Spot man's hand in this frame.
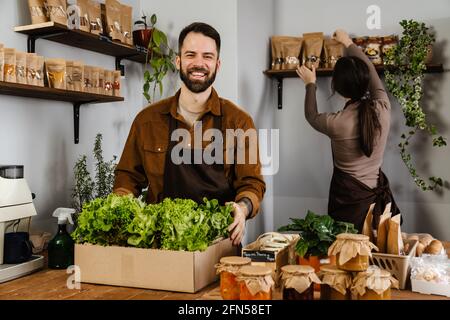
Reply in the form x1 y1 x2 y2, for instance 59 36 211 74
333 29 353 48
226 201 248 246
296 65 316 85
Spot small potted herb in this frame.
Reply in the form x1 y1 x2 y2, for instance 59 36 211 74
133 13 156 49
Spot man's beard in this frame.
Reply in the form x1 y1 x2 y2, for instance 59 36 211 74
179 65 217 93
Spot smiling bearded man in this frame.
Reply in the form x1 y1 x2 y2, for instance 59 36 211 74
113 22 265 247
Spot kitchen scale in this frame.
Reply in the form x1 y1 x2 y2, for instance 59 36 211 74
0 165 44 283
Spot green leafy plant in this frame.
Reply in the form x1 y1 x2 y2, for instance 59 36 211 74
278 210 357 258
384 20 446 191
72 196 233 252
72 133 117 213
141 13 177 103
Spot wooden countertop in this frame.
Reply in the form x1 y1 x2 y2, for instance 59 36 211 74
0 265 448 300
1 243 448 300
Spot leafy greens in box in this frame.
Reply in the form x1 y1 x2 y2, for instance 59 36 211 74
71 194 233 252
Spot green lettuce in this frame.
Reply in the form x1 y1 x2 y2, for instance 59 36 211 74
72 195 233 252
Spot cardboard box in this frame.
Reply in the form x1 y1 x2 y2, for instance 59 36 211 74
75 238 237 293
242 234 299 286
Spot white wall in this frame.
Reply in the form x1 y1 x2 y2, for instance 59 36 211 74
271 0 450 240
0 0 143 235
140 0 238 102
1 0 449 242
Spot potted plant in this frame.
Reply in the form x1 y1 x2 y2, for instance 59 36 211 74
384 19 446 191
72 133 117 216
134 13 176 103
133 13 154 49
278 210 357 275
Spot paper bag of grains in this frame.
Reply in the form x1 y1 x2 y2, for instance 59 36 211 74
91 67 100 93
72 61 84 91
270 36 290 70
28 0 48 24
362 203 375 242
324 38 344 68
105 0 122 41
113 70 121 96
4 48 17 83
376 203 392 253
121 4 133 45
302 32 323 69
88 0 103 35
46 0 68 26
83 65 92 92
104 70 113 95
15 52 28 85
0 44 4 82
26 52 37 85
66 60 74 90
45 58 66 89
386 214 403 255
36 56 45 87
97 68 105 94
281 37 302 70
75 0 90 32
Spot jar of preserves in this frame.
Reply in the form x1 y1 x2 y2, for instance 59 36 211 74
318 265 352 300
237 265 274 300
328 233 378 272
364 36 383 65
352 36 367 51
215 256 251 300
280 265 321 300
381 35 398 59
351 266 399 300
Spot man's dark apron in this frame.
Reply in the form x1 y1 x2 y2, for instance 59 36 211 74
161 105 236 205
328 166 401 233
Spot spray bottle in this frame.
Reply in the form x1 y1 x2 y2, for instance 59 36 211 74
48 208 75 269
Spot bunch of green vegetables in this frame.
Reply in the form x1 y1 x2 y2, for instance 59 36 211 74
71 194 233 252
278 210 358 258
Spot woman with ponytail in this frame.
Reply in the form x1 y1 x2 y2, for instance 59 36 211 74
296 29 400 232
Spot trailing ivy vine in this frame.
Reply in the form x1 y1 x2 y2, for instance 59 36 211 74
384 20 446 191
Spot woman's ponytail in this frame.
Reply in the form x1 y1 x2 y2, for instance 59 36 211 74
358 97 381 157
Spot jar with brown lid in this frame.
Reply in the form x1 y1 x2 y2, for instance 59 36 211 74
352 36 367 51
328 233 378 272
215 256 251 300
281 265 321 300
318 265 352 300
351 266 399 300
237 265 274 300
364 36 383 65
381 35 398 56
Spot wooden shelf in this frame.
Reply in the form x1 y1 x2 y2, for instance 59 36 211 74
14 22 147 67
264 64 444 79
263 64 445 109
0 81 124 143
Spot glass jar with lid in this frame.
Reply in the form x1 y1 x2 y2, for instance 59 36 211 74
364 36 383 65
280 265 321 300
351 266 399 300
381 35 398 59
318 265 352 300
215 256 251 300
328 233 378 272
237 265 274 300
